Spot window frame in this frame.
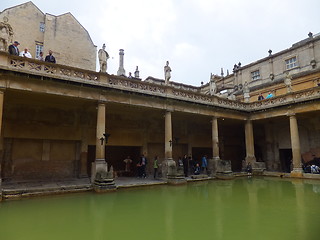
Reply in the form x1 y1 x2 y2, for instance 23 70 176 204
39 22 45 32
285 56 298 70
35 43 43 59
251 69 261 81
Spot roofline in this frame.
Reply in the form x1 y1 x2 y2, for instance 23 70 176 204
0 1 44 15
47 12 96 47
237 34 320 71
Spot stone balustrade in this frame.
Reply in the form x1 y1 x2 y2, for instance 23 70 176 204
0 51 319 113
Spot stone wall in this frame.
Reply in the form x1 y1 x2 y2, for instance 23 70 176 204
0 2 96 71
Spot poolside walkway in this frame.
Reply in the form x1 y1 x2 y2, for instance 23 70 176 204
0 175 212 200
1 172 320 201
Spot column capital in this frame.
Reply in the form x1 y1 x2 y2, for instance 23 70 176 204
287 111 296 118
97 100 108 105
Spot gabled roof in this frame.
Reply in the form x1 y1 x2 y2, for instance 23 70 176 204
1 1 44 15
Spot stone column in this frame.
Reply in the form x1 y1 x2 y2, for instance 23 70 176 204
212 117 220 160
165 111 173 160
245 119 256 163
289 113 303 177
162 110 177 179
91 102 107 182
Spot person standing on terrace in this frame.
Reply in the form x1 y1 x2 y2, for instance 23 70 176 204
45 50 56 63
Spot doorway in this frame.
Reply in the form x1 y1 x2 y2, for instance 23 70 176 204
279 149 292 173
87 145 141 177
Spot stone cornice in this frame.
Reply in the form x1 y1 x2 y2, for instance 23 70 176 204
0 51 319 117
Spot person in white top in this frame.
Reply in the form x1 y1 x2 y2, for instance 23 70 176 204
19 48 32 58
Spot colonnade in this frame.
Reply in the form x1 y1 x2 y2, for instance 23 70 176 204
0 95 304 181
93 102 304 178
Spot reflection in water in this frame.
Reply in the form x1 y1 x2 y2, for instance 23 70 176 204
0 178 320 240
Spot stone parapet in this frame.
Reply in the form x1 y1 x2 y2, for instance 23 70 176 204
0 51 319 115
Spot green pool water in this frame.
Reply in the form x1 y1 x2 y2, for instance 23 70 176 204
1 177 319 240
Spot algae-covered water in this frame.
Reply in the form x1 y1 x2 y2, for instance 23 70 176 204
1 177 319 240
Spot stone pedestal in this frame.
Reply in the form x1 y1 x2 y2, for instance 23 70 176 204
212 159 234 179
162 158 186 184
252 162 266 175
290 168 303 178
92 160 116 192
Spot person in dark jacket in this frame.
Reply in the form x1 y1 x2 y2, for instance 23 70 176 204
8 41 20 55
45 50 56 63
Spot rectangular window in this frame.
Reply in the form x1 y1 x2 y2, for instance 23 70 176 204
251 70 260 81
285 56 297 70
35 44 43 59
39 22 45 32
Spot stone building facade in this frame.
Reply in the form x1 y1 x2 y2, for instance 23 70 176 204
0 1 96 70
0 2 319 187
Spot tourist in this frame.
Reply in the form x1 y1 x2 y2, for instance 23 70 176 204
153 156 159 179
37 51 44 61
8 40 20 55
201 155 208 174
182 154 188 177
311 165 319 174
189 155 195 175
258 93 264 101
194 163 200 175
123 156 133 175
246 162 252 174
139 154 147 178
136 162 142 178
266 91 273 99
19 48 32 58
45 50 56 63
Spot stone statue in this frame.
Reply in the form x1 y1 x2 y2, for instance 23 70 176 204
0 17 14 51
284 73 292 93
164 61 171 84
243 81 250 102
98 43 109 73
209 73 217 95
243 81 250 94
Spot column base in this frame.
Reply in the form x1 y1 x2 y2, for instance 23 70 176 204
93 178 116 193
290 168 303 178
162 158 177 178
252 162 266 175
245 156 256 164
167 176 187 185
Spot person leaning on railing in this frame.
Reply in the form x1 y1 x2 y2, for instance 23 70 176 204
8 40 20 55
45 50 56 63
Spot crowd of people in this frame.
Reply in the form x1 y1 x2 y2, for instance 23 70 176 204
8 40 56 63
122 154 210 179
257 91 273 101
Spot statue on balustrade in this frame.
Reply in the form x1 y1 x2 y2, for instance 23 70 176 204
210 73 217 95
0 17 14 52
284 73 293 93
164 60 171 84
98 43 109 73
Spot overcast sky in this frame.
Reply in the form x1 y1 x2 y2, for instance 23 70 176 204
1 0 320 86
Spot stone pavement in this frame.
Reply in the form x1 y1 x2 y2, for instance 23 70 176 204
0 175 213 201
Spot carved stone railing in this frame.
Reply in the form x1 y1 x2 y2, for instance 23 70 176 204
1 53 99 82
108 77 166 94
249 88 320 111
0 51 319 113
